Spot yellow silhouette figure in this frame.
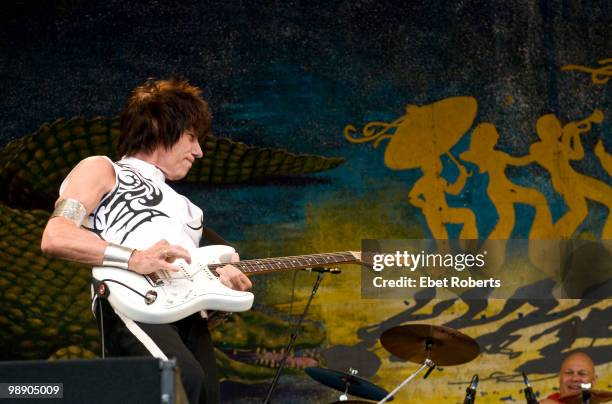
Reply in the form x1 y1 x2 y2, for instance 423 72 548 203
561 58 612 84
528 110 611 238
345 96 479 239
460 123 553 239
595 140 612 176
408 152 478 239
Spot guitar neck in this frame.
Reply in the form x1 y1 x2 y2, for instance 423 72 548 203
207 251 359 275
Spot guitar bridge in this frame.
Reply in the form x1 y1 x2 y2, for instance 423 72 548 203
145 273 164 287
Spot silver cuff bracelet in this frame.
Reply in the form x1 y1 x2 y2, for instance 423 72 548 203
103 243 135 270
51 198 88 227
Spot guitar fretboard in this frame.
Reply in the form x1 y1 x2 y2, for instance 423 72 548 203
207 251 358 275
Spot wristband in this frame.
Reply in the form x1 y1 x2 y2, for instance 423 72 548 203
103 243 135 270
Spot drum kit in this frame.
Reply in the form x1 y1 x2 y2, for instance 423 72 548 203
305 323 479 403
304 323 611 404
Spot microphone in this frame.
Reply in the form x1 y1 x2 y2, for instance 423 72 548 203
522 372 538 404
463 374 478 404
301 267 342 274
581 383 592 404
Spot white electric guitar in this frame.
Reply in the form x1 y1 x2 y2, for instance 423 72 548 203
92 245 360 324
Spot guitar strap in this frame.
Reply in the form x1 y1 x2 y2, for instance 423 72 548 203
201 225 233 247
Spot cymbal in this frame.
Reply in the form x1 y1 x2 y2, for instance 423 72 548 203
380 324 480 366
305 367 392 402
559 390 612 404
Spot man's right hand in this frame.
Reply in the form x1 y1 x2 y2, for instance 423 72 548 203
128 240 191 275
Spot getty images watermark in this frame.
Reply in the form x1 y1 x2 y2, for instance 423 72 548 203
360 239 612 299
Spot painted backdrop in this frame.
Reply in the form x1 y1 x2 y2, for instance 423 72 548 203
0 1 610 403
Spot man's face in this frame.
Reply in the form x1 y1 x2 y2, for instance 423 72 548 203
559 353 596 397
156 130 203 180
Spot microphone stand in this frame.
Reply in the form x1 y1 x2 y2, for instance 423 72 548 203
263 267 334 403
522 372 538 404
377 337 436 404
463 374 478 404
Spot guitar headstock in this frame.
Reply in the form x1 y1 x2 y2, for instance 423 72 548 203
350 250 377 269
349 251 362 262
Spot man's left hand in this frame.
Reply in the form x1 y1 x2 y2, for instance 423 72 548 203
216 252 252 291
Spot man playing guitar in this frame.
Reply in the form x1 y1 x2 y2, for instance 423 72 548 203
41 77 251 404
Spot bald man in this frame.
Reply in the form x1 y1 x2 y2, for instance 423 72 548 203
540 352 598 403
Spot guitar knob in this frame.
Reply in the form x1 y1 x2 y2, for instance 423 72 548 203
144 290 157 305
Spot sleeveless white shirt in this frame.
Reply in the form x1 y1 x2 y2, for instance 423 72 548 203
77 156 203 250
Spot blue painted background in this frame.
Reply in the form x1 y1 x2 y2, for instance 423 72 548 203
1 1 610 402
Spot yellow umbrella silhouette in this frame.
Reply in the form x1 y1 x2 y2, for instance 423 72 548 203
385 96 478 169
345 96 478 170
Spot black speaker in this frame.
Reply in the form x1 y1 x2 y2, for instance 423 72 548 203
0 357 182 404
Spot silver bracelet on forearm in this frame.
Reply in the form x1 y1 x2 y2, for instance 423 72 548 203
103 243 135 270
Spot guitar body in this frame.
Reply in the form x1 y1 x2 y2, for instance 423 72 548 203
92 245 254 324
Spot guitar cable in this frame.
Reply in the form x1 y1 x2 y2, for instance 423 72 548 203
95 278 153 359
99 278 152 300
97 296 105 359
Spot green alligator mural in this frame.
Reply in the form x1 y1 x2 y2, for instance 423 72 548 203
0 116 339 379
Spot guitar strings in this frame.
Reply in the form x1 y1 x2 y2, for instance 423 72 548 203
207 251 357 272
